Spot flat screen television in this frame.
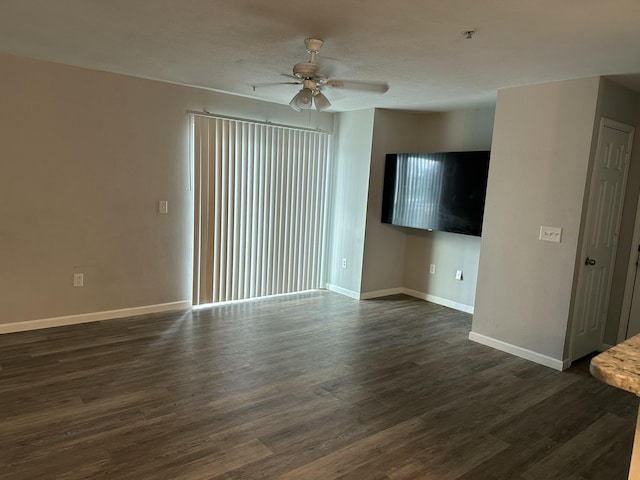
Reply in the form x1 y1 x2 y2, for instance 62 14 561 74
381 150 490 236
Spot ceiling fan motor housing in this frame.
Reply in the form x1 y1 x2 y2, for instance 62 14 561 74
292 61 319 79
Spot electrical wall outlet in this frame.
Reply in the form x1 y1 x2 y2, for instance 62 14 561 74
429 264 436 274
341 258 347 269
159 200 169 214
73 273 84 287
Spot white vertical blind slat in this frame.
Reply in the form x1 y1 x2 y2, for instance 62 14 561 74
248 125 259 298
277 129 287 293
318 135 330 287
221 121 230 301
241 123 250 299
299 132 308 291
261 126 268 295
304 133 314 290
214 120 224 301
192 118 204 303
285 131 295 293
230 123 240 300
270 128 280 294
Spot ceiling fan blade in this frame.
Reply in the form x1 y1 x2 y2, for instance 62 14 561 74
251 81 300 90
325 80 389 94
281 73 302 81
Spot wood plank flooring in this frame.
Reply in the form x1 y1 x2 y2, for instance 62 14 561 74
0 291 636 479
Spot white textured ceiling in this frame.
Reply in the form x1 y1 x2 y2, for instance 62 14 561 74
1 0 640 112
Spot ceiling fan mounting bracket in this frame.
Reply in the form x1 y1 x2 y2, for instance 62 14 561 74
304 38 324 54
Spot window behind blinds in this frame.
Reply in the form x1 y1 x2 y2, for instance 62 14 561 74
192 114 331 304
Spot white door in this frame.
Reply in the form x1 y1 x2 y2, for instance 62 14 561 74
570 119 634 362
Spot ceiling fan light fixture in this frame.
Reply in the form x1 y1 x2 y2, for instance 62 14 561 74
291 88 314 110
314 91 331 111
289 95 303 112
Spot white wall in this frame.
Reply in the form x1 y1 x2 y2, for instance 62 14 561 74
0 52 333 328
325 109 375 297
472 77 601 366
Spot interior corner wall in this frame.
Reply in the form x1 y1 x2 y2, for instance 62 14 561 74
594 79 640 345
0 52 333 328
471 77 601 363
401 108 495 309
358 106 495 307
325 109 375 297
360 109 421 295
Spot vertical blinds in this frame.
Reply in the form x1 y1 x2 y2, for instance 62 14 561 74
193 114 331 304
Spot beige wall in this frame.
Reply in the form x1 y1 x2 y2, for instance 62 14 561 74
360 109 420 294
8 49 636 357
472 77 601 362
359 107 495 310
417 108 495 153
0 52 333 326
402 108 495 308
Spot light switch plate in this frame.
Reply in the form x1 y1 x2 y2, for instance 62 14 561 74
540 225 562 243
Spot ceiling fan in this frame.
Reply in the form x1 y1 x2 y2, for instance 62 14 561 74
283 38 389 111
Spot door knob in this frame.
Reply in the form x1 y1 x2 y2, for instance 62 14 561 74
585 257 596 266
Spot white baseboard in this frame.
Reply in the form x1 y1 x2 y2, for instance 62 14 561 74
403 289 474 314
359 288 404 300
325 283 360 300
0 301 192 335
355 287 474 314
469 331 568 371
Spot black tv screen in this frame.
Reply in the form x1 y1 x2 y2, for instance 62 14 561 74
381 151 490 236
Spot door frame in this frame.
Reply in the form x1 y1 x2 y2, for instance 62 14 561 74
569 117 635 361
617 190 640 343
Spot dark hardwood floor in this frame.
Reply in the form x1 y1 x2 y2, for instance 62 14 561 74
0 291 636 479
